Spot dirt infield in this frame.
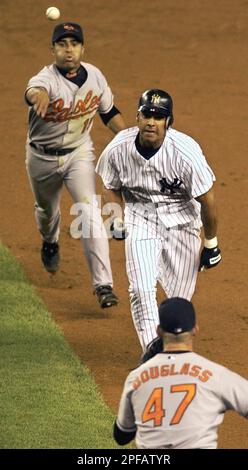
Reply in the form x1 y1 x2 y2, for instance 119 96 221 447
1 0 248 448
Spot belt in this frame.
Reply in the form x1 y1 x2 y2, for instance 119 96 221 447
29 142 76 156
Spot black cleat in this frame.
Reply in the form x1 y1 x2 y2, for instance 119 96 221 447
41 241 60 273
95 285 119 308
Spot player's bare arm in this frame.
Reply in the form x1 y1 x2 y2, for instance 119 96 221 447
26 87 50 118
102 187 123 207
99 105 126 134
196 187 221 271
196 187 218 239
102 187 126 240
107 113 126 134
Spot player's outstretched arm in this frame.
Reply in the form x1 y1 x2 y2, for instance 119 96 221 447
196 187 222 271
25 87 50 118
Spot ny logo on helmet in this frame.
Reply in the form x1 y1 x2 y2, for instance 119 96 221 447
151 94 161 104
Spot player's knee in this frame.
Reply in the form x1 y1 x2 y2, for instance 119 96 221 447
129 287 157 302
35 204 60 221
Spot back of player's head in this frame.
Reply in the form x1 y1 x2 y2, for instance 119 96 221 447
159 297 196 334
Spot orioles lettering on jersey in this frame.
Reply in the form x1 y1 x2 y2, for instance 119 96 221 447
132 363 213 390
44 91 101 123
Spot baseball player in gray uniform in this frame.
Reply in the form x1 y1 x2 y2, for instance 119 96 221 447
114 298 248 449
96 89 221 346
25 22 126 308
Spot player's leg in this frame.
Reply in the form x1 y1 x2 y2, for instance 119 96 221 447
64 156 117 306
26 147 64 272
158 221 201 300
125 222 162 351
26 148 63 242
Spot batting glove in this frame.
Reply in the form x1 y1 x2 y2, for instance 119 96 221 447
199 237 222 271
110 217 127 240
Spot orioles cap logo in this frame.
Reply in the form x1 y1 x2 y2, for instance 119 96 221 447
63 24 77 31
151 94 160 104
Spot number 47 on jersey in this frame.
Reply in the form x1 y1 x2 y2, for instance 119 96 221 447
142 384 197 426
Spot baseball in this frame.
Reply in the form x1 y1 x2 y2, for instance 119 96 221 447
46 7 60 21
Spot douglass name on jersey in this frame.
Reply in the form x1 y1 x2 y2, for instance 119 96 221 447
132 363 213 390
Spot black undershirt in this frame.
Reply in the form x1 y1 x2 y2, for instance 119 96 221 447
56 64 88 87
56 64 120 125
113 421 136 446
135 133 162 160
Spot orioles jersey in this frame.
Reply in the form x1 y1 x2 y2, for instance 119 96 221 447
116 352 248 449
26 61 113 154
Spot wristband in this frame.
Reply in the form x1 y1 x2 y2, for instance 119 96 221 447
204 237 218 249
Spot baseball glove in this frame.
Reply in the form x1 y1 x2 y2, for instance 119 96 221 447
139 337 163 364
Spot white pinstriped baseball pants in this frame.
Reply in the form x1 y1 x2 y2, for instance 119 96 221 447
125 215 201 350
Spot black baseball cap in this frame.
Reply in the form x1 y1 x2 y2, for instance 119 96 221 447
159 298 196 334
52 23 84 44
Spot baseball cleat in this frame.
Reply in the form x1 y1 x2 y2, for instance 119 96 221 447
41 241 60 273
95 285 119 308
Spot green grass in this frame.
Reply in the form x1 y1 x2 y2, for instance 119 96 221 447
0 243 121 449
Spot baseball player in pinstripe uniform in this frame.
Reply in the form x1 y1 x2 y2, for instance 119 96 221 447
25 22 126 308
114 298 248 449
96 89 221 346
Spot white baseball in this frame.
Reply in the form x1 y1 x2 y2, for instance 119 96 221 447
46 7 61 21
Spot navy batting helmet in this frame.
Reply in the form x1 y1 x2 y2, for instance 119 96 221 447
138 89 174 126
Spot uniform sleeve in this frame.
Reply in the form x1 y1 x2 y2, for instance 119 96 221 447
116 375 137 433
25 66 52 98
181 143 216 199
96 69 114 114
220 368 248 417
95 147 122 190
113 420 136 445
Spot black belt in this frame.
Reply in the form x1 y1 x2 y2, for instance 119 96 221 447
29 142 76 156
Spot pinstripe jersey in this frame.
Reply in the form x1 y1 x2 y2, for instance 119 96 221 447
117 352 248 449
96 126 215 228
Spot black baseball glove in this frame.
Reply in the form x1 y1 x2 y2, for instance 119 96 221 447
139 337 163 364
199 246 222 272
110 217 128 240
